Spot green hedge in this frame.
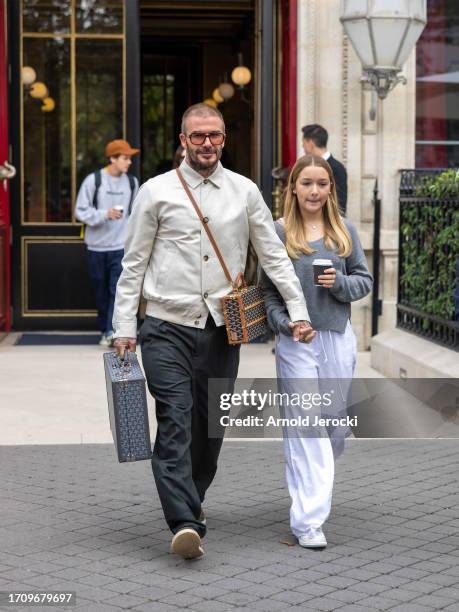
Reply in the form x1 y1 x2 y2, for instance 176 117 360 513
400 172 459 322
414 168 459 199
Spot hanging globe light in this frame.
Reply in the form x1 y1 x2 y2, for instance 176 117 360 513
21 66 36 86
218 82 235 100
41 97 55 112
231 65 251 87
29 82 49 99
212 87 224 104
203 98 218 108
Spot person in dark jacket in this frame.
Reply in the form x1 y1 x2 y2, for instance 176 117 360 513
302 124 348 215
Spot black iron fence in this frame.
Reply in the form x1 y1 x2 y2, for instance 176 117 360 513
398 169 458 350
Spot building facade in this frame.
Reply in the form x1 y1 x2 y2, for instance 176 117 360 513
296 0 458 367
3 0 285 331
1 0 457 365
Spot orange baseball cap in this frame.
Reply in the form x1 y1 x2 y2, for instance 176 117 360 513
105 139 140 158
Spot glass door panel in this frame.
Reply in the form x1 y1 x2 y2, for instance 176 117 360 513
76 38 123 187
76 0 123 34
23 37 71 222
22 0 71 33
14 0 129 330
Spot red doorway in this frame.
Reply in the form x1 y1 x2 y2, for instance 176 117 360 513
0 0 12 332
281 0 297 169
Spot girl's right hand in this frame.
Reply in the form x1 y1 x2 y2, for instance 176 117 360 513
289 321 316 343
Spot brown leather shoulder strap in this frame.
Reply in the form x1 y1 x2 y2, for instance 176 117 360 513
176 168 234 287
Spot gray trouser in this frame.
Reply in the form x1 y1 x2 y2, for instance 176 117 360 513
140 314 240 538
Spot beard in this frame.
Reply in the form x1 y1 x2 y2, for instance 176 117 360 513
185 143 223 174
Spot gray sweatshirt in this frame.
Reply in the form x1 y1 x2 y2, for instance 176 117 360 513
260 219 373 334
75 170 139 252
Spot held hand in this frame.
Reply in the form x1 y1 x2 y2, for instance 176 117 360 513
107 208 123 220
318 267 337 288
113 337 137 358
288 320 316 343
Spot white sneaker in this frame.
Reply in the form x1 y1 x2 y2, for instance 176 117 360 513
298 528 327 549
170 528 204 559
99 334 111 347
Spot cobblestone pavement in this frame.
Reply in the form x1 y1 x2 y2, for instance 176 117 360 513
0 440 458 612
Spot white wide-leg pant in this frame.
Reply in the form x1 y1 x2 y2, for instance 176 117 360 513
275 320 357 538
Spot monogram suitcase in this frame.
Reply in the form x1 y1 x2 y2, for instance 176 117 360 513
103 350 152 462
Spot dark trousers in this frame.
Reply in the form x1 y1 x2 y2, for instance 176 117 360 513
140 315 240 538
87 249 123 335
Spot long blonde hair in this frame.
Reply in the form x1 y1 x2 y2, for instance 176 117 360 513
283 154 352 258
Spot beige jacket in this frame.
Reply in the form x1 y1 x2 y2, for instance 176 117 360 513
113 161 309 338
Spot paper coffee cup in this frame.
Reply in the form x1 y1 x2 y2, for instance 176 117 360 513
114 205 124 215
313 258 333 286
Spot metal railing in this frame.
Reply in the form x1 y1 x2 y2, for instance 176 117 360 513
398 169 458 350
371 180 382 336
399 168 447 197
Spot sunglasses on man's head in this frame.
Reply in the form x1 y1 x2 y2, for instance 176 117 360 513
187 132 226 146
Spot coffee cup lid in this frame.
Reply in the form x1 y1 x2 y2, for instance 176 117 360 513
313 258 333 265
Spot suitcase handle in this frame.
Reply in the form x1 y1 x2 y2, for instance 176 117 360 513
115 348 131 385
112 348 130 366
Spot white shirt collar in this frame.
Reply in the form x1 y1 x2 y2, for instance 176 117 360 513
179 159 223 189
322 151 331 161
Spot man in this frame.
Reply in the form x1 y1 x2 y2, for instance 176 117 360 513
302 124 348 215
113 103 315 559
75 139 139 346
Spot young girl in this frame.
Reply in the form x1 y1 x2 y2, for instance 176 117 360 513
261 154 372 549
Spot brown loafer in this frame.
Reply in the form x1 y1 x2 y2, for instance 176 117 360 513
170 528 204 559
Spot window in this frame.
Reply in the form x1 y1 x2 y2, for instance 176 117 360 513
23 37 71 222
416 0 459 168
21 0 124 223
76 39 123 187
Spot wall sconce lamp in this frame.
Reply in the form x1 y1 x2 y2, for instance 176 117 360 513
22 65 55 112
340 0 427 101
231 54 251 87
41 97 55 112
212 87 224 104
231 53 251 103
21 66 36 86
29 82 49 99
212 55 252 107
218 72 235 101
203 98 218 108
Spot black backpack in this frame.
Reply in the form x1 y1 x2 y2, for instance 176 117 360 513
92 169 136 215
